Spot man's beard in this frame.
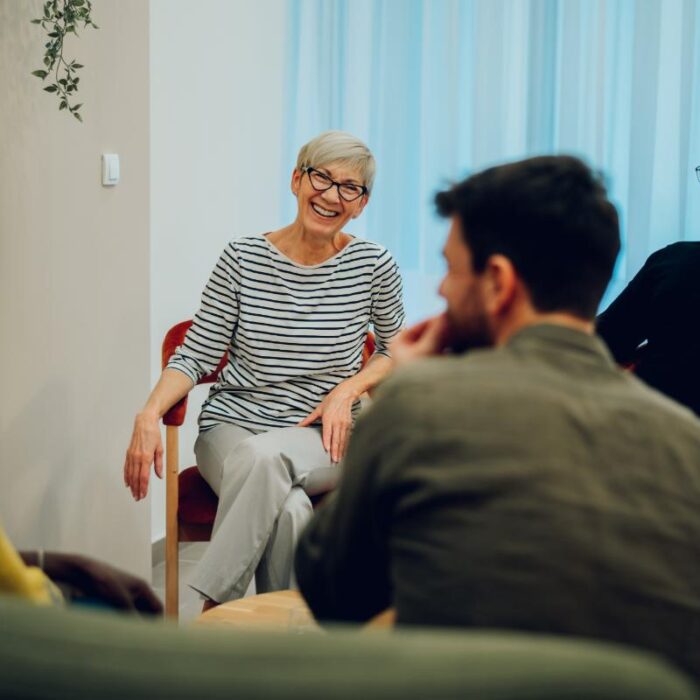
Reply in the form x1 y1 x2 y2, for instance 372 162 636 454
444 308 493 354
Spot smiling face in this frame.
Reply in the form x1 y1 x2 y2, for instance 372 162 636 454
291 161 369 238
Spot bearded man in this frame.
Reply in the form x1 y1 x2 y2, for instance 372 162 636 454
294 156 700 681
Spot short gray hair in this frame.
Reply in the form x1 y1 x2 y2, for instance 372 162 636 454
296 131 376 192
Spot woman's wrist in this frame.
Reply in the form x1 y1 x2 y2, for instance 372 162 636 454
338 376 365 400
136 407 160 423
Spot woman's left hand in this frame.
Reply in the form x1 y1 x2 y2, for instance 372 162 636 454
298 381 360 463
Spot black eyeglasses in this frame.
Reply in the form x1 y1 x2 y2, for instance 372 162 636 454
696 165 700 184
304 167 367 202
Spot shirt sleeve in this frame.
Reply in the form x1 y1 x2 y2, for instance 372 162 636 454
370 249 405 357
596 250 658 364
166 243 240 383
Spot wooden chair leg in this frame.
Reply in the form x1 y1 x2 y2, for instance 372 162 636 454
165 425 179 618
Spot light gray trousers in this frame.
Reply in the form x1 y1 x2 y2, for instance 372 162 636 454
188 423 340 603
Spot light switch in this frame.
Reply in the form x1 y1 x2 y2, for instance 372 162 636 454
102 153 120 186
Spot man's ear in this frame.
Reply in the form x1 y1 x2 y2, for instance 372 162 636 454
482 255 517 316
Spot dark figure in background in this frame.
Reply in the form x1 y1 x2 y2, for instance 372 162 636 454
597 241 700 415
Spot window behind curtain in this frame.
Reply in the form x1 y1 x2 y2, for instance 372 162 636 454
281 0 700 321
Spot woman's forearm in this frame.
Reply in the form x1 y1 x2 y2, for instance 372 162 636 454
344 353 394 398
139 368 195 420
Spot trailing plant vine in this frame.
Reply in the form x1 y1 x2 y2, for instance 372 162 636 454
30 0 98 122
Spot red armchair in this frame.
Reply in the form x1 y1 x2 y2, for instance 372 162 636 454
161 321 376 618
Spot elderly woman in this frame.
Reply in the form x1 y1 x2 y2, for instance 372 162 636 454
124 131 404 604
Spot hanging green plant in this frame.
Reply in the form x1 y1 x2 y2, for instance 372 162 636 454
30 0 98 122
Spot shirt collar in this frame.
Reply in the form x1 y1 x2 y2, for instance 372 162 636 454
506 323 617 369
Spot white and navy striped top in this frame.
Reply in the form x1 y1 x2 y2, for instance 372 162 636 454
168 234 405 432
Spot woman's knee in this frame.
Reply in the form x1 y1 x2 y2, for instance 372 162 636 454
194 433 225 494
281 487 313 520
195 423 254 491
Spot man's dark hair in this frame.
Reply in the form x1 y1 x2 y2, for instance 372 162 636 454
435 156 620 319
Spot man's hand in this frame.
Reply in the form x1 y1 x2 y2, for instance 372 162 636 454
298 381 359 463
40 552 163 615
390 314 450 368
124 411 163 501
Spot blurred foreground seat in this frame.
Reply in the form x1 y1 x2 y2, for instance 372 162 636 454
0 596 696 700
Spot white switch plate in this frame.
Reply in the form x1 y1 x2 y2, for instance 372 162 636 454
102 153 120 186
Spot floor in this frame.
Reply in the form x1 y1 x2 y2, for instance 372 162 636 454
151 542 208 623
151 542 255 623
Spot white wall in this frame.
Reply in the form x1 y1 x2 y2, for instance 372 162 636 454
0 1 151 576
149 0 288 541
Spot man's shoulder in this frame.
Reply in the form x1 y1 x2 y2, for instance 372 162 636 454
363 348 700 492
380 348 700 434
385 348 533 391
375 350 524 413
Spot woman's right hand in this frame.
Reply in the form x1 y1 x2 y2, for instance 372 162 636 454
123 369 193 501
124 411 163 501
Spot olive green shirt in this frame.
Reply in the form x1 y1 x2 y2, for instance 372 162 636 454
296 324 700 680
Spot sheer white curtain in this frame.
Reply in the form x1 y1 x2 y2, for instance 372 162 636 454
281 0 700 320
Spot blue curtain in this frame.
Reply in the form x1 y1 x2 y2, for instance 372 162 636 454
281 0 700 321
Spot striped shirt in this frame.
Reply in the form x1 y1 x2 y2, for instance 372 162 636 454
168 233 405 432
